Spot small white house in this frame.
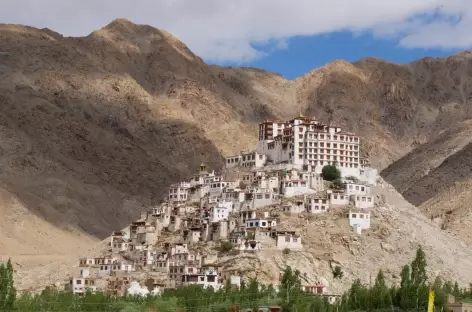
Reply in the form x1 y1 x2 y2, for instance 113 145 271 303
182 267 222 290
329 192 350 206
79 258 95 267
154 256 170 273
304 197 329 213
225 151 267 169
111 262 136 273
99 262 135 276
350 195 375 209
282 202 304 214
168 182 191 202
276 234 303 250
245 218 277 229
245 187 279 209
209 202 232 222
67 269 97 295
209 181 237 197
348 210 371 232
281 180 316 197
344 183 371 196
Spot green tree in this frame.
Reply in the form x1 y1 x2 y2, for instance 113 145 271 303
453 281 461 297
0 259 16 311
347 279 369 310
432 276 447 311
321 165 341 181
279 266 302 309
372 269 389 309
398 264 411 309
411 246 427 288
410 246 428 311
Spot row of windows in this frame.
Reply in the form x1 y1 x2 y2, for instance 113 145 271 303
297 159 359 168
284 236 299 242
299 146 359 155
73 279 95 285
348 185 366 191
299 142 359 149
298 153 359 162
306 205 327 211
99 265 132 271
296 129 359 142
247 221 270 227
351 213 370 219
169 194 187 199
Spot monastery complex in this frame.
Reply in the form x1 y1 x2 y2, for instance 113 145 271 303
67 115 378 298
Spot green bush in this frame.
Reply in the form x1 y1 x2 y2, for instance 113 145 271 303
332 265 344 279
321 164 341 181
219 241 234 253
283 248 291 255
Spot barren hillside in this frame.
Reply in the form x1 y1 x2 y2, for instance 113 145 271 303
2 19 472 287
381 120 472 243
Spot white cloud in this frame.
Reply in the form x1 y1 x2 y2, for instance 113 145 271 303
1 0 472 62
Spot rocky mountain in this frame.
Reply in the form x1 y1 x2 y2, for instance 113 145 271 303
2 18 472 287
382 120 472 243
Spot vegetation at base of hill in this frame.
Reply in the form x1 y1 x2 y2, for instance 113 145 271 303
0 259 16 311
6 246 472 311
322 164 341 182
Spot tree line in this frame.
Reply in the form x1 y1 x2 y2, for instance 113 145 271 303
0 246 470 311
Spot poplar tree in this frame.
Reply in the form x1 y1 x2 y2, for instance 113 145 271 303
0 258 16 311
373 269 389 309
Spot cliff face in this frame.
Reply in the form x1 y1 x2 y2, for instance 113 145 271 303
2 19 472 278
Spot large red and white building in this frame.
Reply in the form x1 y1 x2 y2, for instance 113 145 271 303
256 115 361 177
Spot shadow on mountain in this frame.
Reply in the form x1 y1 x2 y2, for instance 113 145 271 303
401 141 472 206
0 85 222 238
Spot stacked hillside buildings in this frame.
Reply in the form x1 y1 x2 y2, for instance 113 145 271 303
68 115 378 296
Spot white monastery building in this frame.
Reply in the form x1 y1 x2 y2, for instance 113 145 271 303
256 115 361 178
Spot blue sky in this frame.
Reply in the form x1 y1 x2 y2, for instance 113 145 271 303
245 32 462 79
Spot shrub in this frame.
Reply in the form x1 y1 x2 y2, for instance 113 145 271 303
332 265 344 279
218 241 234 253
283 248 291 255
321 164 341 181
330 178 342 189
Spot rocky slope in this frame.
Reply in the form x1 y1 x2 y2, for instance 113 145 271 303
2 19 472 287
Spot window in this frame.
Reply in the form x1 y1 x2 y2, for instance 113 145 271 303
285 236 290 242
76 280 82 285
